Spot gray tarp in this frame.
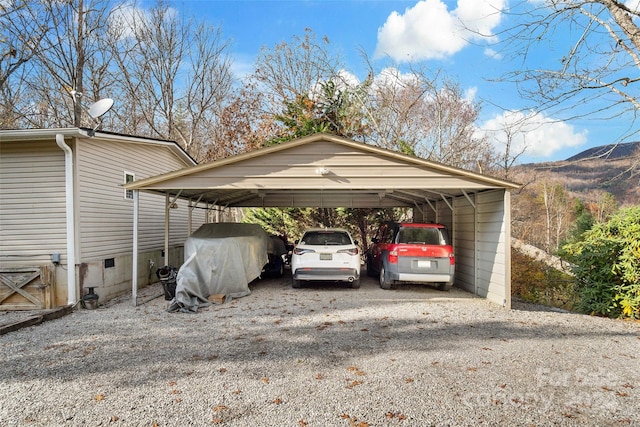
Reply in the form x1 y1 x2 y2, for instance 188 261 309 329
267 235 287 256
167 223 268 313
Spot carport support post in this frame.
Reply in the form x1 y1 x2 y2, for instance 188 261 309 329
164 193 170 266
187 200 191 235
132 189 139 307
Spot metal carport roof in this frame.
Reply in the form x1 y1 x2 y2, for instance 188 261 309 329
124 133 521 308
124 133 520 209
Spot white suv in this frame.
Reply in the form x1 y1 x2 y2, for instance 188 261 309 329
291 228 361 288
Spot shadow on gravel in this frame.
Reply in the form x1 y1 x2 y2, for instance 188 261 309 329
1 273 637 385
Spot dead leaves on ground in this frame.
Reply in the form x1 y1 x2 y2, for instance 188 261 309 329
316 321 333 331
212 404 228 424
385 411 408 420
340 412 379 426
345 366 366 389
165 381 183 402
347 366 366 376
345 379 364 389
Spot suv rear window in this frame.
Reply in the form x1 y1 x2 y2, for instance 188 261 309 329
397 227 447 245
396 227 445 245
302 231 352 246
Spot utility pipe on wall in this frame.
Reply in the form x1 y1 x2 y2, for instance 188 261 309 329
55 134 77 305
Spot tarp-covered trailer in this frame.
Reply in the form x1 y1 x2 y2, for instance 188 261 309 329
168 223 268 312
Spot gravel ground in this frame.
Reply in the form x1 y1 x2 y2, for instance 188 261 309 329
0 275 638 427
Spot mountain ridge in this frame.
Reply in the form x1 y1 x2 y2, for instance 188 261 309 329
565 141 640 162
515 141 640 206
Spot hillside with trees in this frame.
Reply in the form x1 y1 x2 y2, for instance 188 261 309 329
516 141 640 207
508 141 639 319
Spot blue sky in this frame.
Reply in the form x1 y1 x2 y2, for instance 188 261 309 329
134 0 639 163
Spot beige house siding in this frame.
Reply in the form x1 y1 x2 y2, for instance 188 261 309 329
72 137 204 303
0 140 67 266
75 137 203 261
1 129 203 308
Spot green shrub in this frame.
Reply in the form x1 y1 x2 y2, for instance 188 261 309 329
563 206 640 318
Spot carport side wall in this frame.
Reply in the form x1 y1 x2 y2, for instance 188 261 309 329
454 196 476 295
449 190 510 307
474 190 510 308
421 190 511 308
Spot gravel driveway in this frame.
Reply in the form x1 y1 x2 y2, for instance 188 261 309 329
1 275 638 426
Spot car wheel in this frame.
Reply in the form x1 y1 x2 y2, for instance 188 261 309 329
350 278 361 289
292 279 302 288
437 282 452 291
379 266 392 289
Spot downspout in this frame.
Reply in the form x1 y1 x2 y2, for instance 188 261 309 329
56 134 77 305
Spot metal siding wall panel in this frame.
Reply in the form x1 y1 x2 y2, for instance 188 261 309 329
454 198 475 293
475 190 508 307
436 200 453 230
75 139 204 261
162 140 490 191
0 141 67 266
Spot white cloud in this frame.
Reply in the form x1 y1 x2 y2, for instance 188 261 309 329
464 86 477 102
108 4 148 40
108 3 179 41
334 69 360 89
374 0 506 62
478 110 588 159
372 67 421 89
625 1 640 12
484 47 502 59
231 53 256 82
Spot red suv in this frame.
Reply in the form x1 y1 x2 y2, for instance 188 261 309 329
366 222 455 290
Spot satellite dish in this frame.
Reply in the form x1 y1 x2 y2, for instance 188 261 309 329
88 98 114 119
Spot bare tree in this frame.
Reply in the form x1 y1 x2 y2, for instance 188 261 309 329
108 1 234 158
252 31 497 170
202 83 274 161
497 1 640 170
250 28 344 121
353 65 494 170
480 111 531 179
0 1 37 92
0 0 114 128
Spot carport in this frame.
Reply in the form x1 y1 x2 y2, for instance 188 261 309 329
124 133 520 308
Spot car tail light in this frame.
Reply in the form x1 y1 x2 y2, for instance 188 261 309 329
293 247 316 255
449 252 455 265
388 249 398 264
337 247 359 256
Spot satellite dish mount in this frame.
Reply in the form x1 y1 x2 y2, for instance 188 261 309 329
87 98 114 136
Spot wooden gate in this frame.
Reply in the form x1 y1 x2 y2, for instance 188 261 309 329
0 266 54 310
